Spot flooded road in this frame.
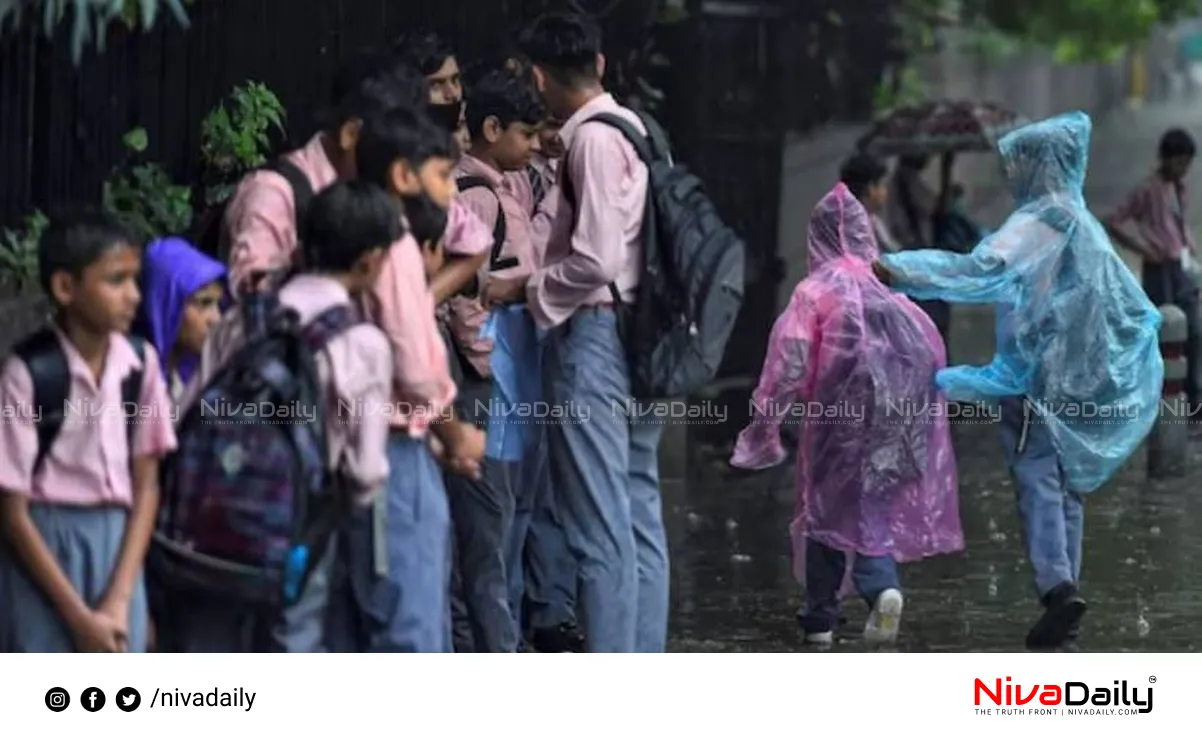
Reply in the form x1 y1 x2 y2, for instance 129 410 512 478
664 306 1202 652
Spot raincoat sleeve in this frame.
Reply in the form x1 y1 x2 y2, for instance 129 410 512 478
878 213 1047 305
731 289 819 470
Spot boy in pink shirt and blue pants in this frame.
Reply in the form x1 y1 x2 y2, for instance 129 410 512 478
0 211 177 652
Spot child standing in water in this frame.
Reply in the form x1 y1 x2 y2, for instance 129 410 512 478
731 183 963 646
135 237 227 399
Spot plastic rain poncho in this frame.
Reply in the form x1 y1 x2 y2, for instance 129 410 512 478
879 112 1164 494
731 183 963 578
481 305 542 462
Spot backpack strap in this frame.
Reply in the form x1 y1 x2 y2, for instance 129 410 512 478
12 330 146 477
122 336 147 453
455 175 518 272
12 328 69 477
264 159 315 231
299 304 364 353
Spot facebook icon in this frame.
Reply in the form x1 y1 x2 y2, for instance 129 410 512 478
81 687 106 712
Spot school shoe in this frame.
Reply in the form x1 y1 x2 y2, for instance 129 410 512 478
530 622 586 653
863 589 904 645
1026 582 1087 650
803 630 834 646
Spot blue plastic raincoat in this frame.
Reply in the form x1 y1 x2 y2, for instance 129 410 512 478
880 111 1164 493
481 304 542 462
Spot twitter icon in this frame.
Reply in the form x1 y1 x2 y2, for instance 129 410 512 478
116 687 141 712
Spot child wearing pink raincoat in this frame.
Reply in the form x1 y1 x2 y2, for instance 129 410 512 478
730 183 963 645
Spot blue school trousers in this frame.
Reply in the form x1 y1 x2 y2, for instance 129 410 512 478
541 308 668 652
999 396 1084 598
798 540 899 634
0 503 148 652
332 434 452 652
507 422 579 632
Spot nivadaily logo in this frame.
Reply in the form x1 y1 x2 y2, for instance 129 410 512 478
974 677 1153 715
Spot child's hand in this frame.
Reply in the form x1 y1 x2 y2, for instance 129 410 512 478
871 260 892 285
482 277 526 309
440 421 486 479
72 610 126 653
97 593 132 652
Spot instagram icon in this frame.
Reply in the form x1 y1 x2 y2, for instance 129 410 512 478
44 687 70 712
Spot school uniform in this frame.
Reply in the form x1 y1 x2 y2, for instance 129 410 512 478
503 159 581 639
225 133 492 292
0 331 177 652
524 93 668 653
164 275 392 652
340 231 459 653
438 153 542 653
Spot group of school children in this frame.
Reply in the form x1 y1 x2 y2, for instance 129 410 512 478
0 11 672 653
0 6 1171 656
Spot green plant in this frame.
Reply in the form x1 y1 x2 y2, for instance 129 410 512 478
0 0 191 64
0 210 49 292
103 126 192 242
199 82 286 207
873 65 927 114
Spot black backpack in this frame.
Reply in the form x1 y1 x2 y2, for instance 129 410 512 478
194 159 315 265
12 329 146 475
564 112 746 399
445 176 520 391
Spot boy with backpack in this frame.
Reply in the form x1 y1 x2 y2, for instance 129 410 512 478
486 12 745 652
0 210 178 652
442 68 544 652
222 51 424 294
345 105 487 652
154 181 400 652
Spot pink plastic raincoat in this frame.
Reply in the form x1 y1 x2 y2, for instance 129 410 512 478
731 183 963 583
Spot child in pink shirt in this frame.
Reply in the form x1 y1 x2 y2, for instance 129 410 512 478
160 182 398 652
0 210 178 652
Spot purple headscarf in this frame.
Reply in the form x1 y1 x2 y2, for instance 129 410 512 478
136 237 228 384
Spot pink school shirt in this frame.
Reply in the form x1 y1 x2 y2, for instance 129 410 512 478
1106 174 1198 263
446 154 539 377
0 331 178 507
363 233 457 436
525 94 648 330
506 153 561 265
224 132 491 291
179 275 392 503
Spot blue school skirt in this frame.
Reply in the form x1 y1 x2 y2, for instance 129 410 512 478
0 503 148 652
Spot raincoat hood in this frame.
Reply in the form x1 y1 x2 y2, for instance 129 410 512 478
732 182 963 579
879 111 1163 494
808 182 879 270
137 237 228 384
999 111 1090 204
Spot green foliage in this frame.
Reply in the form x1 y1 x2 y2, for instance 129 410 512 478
873 65 927 114
0 0 191 63
0 210 49 292
968 0 1202 62
103 127 192 243
199 82 286 208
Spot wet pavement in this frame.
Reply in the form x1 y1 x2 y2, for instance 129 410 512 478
662 99 1202 653
664 305 1202 653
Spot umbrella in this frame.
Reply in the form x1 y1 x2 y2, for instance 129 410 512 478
857 100 1028 157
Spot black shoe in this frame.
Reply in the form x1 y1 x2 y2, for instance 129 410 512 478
1026 582 1087 650
531 622 586 653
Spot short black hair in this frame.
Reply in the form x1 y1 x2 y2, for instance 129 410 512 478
840 154 888 201
320 51 425 131
465 70 544 141
518 12 602 87
302 182 403 272
355 105 455 190
1160 128 1196 160
38 208 140 298
393 30 455 77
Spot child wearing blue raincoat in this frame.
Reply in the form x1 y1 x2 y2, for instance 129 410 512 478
876 112 1164 650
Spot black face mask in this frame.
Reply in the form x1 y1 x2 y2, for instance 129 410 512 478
402 192 449 247
427 101 463 133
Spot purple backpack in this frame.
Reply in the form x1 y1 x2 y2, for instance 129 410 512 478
149 294 361 607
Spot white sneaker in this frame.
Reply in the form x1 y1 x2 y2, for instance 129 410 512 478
864 589 904 644
804 631 834 645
